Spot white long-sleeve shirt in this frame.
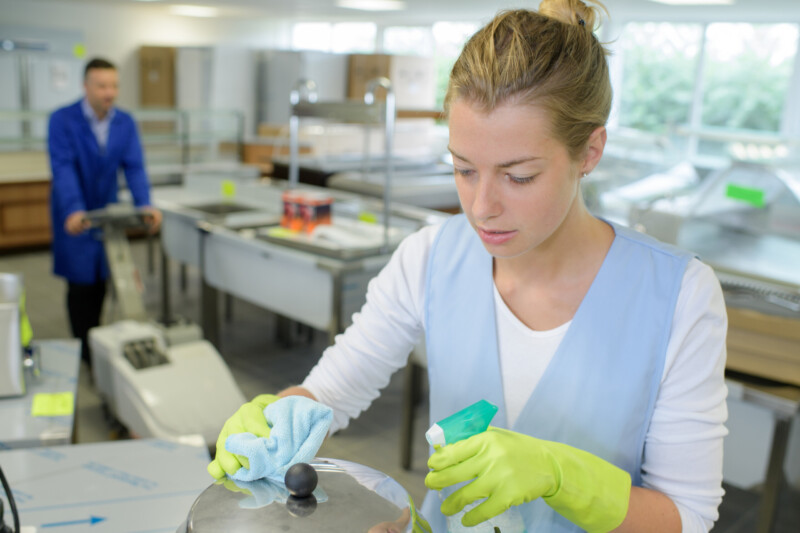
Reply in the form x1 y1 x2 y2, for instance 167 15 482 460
303 223 728 532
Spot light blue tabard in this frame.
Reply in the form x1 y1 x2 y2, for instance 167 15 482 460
422 214 692 532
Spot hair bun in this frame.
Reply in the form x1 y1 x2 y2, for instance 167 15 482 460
538 0 607 30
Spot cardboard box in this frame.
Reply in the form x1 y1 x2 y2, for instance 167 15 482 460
258 124 290 138
726 306 800 387
347 54 436 109
139 46 176 108
348 54 392 101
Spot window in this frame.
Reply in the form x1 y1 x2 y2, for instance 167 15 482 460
701 23 798 132
616 21 800 164
383 26 434 56
292 23 333 52
617 22 703 135
332 22 377 53
432 22 478 109
292 22 377 53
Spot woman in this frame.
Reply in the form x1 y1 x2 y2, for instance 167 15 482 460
209 1 728 531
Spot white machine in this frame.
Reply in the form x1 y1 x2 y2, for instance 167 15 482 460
86 204 245 446
89 320 245 445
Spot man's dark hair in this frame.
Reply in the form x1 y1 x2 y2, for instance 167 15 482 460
84 58 116 80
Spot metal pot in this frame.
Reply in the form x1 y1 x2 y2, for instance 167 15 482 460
177 458 427 532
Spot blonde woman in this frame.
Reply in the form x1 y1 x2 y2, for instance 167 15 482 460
210 1 728 531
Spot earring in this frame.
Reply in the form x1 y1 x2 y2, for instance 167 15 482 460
581 172 588 178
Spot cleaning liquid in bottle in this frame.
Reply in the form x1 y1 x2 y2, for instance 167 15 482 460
426 400 527 533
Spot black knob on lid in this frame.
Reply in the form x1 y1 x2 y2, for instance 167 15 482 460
284 462 318 498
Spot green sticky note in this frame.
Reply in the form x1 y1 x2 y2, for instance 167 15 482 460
73 43 86 58
31 392 75 417
267 226 296 238
221 180 236 199
726 183 765 208
358 212 378 224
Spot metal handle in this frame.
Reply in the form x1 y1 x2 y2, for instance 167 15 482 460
364 78 395 253
289 80 319 189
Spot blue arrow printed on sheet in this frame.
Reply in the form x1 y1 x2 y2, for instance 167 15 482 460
41 516 106 528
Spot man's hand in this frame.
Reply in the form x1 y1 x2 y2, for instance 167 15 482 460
65 211 90 235
141 206 162 234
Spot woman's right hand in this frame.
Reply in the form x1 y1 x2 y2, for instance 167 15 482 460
207 394 280 479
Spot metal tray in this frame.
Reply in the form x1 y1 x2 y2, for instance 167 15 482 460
186 202 259 216
254 226 397 261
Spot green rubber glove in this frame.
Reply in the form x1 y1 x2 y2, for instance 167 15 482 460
409 494 432 533
207 394 280 480
425 427 631 533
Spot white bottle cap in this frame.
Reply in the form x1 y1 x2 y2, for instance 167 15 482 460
425 423 446 447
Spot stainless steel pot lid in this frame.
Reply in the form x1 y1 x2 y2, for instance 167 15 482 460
179 458 427 532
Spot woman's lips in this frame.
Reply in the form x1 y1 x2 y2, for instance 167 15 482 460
477 227 517 245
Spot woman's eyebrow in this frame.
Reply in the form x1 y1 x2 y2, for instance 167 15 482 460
448 146 543 168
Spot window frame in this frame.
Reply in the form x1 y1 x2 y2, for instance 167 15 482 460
606 18 800 166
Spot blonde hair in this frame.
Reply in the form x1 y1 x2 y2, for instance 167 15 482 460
445 0 611 160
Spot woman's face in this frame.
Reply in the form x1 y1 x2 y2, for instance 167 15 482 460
448 99 586 260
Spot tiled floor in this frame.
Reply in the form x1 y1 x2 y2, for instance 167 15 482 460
2 237 799 531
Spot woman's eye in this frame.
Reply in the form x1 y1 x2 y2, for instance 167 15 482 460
454 168 475 178
508 174 535 184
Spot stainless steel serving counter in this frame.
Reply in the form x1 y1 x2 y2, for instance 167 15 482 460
327 164 460 212
153 175 448 345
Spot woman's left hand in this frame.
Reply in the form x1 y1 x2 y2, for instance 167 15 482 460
425 427 631 533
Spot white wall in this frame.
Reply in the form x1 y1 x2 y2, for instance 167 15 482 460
0 0 292 109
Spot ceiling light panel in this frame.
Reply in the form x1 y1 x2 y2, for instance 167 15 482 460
336 0 407 11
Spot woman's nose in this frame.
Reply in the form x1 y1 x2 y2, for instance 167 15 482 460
471 176 501 221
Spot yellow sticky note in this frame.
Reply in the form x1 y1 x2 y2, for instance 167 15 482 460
73 43 86 59
221 180 236 199
31 392 75 417
358 212 378 224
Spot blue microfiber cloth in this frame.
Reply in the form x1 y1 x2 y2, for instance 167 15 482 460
225 395 333 483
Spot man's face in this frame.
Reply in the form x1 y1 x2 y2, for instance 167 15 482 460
84 68 119 116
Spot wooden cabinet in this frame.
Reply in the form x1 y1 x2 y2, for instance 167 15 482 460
726 306 800 387
0 180 51 250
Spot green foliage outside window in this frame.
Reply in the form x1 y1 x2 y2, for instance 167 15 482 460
619 46 696 134
617 23 699 135
702 23 798 132
618 22 798 137
435 56 456 110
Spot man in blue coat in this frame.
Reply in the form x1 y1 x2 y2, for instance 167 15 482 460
48 57 162 365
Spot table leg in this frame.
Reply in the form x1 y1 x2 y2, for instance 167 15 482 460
400 362 423 470
756 416 792 533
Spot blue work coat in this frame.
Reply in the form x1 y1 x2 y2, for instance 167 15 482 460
48 100 152 284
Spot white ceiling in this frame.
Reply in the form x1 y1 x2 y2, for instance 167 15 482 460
44 0 800 24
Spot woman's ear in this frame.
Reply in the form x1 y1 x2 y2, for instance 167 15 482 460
581 126 607 175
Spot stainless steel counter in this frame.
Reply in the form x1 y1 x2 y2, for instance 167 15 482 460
0 340 80 450
0 438 210 531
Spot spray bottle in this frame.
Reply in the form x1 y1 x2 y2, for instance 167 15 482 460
426 400 527 533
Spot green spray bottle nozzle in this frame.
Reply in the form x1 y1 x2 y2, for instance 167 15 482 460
425 399 498 447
